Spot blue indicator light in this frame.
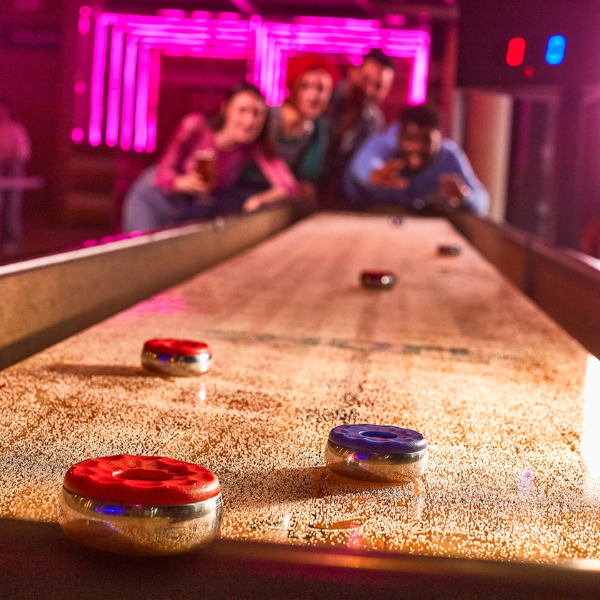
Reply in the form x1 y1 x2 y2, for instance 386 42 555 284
354 454 369 460
103 506 124 515
546 35 566 65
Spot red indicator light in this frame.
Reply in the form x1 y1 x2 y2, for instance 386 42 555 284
523 66 534 79
506 37 526 66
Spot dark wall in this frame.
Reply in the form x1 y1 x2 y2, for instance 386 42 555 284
458 0 600 88
0 0 72 208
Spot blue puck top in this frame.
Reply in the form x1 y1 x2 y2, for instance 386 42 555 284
328 424 427 455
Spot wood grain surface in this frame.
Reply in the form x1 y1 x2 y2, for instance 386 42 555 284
1 213 598 564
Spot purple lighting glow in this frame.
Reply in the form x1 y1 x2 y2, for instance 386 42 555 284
71 127 84 143
80 12 430 152
78 6 91 35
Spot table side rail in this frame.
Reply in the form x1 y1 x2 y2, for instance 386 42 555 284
449 212 600 358
1 519 600 600
0 205 304 371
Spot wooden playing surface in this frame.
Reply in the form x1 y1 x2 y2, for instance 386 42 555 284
1 213 599 563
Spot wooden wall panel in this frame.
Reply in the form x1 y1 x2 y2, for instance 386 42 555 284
450 212 529 291
450 211 600 358
527 242 600 358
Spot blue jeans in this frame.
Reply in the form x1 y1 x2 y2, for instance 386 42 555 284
0 159 25 247
121 167 255 233
121 167 214 233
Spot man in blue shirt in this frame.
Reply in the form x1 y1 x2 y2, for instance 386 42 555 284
320 50 396 207
343 105 489 215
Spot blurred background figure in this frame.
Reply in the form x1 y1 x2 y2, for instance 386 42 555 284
122 82 299 233
344 105 489 215
238 54 338 205
580 220 600 259
0 98 31 256
321 49 396 202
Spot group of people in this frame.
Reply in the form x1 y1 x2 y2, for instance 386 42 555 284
119 49 489 233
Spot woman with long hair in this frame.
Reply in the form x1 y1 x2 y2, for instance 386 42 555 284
238 55 338 204
122 82 299 233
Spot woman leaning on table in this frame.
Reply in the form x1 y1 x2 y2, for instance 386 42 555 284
122 82 299 233
235 55 338 205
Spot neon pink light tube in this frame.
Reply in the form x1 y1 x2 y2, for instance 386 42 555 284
106 27 124 147
136 39 250 149
88 17 109 146
88 13 125 145
251 16 265 87
133 37 252 152
408 41 429 104
140 39 251 56
78 16 90 36
145 50 161 152
294 16 380 29
260 22 430 107
84 12 429 150
122 27 251 43
156 9 186 18
134 44 151 152
119 36 138 151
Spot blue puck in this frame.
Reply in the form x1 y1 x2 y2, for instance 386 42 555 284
328 424 427 455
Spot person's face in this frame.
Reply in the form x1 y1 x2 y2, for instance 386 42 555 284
398 122 442 172
222 91 268 144
351 59 395 106
293 69 333 119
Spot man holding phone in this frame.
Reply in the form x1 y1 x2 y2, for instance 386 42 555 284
343 105 489 215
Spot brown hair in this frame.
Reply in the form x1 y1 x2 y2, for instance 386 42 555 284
399 104 441 130
363 49 396 72
209 81 277 157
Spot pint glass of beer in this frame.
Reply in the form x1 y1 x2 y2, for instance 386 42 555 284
194 149 217 191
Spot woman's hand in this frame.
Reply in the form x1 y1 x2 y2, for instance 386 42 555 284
370 158 409 189
242 186 292 213
299 181 317 205
242 193 265 213
173 173 211 202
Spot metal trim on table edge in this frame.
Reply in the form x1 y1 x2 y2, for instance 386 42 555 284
1 518 600 598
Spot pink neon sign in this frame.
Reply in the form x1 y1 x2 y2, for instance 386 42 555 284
79 12 430 152
258 17 429 106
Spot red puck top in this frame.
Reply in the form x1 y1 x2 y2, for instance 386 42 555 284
64 455 220 505
143 339 210 356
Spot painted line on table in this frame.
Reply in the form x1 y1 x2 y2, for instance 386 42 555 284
204 329 517 363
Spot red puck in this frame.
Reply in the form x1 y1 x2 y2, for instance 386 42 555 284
361 270 396 279
64 455 220 505
143 339 210 356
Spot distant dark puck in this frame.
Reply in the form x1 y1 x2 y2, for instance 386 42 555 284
360 271 397 290
438 244 461 256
